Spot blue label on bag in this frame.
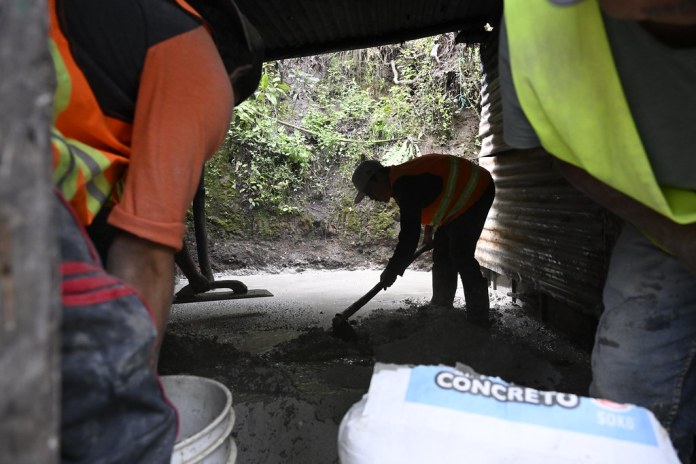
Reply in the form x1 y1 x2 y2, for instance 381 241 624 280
404 366 657 446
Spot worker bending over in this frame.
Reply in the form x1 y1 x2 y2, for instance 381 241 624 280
351 154 495 322
49 0 262 461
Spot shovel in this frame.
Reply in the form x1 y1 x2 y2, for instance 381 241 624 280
331 244 432 341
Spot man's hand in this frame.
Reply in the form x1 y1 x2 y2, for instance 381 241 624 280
380 269 398 290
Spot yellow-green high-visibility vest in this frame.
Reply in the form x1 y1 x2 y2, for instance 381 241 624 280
505 0 696 224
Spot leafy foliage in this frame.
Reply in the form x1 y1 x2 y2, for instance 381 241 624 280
203 35 482 242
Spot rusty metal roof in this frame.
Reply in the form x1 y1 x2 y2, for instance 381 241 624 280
234 0 502 60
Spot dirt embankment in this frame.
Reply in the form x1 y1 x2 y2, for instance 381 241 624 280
184 235 433 277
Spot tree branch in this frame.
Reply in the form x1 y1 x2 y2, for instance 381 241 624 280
391 60 415 85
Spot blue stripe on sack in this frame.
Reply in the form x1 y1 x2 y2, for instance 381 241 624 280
404 366 658 446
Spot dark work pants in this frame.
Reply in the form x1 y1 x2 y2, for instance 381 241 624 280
591 223 696 463
431 182 495 308
56 192 177 464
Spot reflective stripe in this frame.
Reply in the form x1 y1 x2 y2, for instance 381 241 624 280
445 165 480 222
430 158 460 227
49 39 70 117
52 131 110 215
49 3 129 224
53 130 77 194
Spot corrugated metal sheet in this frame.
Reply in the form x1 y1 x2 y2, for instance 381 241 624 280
234 0 502 60
474 27 617 318
477 31 510 157
477 151 618 317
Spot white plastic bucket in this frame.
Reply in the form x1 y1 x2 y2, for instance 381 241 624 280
161 375 237 464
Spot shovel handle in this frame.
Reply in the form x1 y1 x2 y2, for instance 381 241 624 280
339 282 384 320
337 244 432 321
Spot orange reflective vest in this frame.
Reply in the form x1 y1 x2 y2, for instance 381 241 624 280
49 0 203 226
389 153 492 228
49 0 131 224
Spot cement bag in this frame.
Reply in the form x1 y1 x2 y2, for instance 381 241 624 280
337 363 679 464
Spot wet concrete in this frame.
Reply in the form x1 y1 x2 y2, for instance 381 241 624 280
158 269 591 464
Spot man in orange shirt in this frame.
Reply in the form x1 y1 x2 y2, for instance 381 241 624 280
49 0 262 461
352 154 495 322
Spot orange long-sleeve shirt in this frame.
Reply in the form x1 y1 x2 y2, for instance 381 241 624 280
50 0 233 250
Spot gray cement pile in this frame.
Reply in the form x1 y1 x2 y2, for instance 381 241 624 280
159 269 591 464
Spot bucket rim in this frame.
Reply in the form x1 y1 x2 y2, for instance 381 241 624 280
187 405 236 464
162 375 233 453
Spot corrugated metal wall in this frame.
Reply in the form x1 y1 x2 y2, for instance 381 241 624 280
477 29 509 157
476 151 617 317
475 29 618 318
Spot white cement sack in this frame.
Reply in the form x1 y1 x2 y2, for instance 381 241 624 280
338 363 679 464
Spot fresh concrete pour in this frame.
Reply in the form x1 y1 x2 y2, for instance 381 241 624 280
158 269 591 463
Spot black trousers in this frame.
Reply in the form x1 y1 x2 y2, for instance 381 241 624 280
431 181 495 306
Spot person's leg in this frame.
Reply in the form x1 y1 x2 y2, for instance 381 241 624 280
451 182 495 322
591 223 696 462
431 228 458 308
57 193 177 463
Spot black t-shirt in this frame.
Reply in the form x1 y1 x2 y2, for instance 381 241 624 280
387 172 442 273
57 0 201 122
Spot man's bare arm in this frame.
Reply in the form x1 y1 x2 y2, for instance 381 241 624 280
107 232 176 353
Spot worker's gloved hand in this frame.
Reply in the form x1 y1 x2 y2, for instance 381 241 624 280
380 269 398 290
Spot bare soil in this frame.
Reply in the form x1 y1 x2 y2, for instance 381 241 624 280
203 237 392 275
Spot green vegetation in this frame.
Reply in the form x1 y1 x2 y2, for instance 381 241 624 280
202 35 482 244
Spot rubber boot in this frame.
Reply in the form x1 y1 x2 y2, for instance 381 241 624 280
464 277 490 324
430 266 457 309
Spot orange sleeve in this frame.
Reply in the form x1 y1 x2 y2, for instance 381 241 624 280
108 26 233 250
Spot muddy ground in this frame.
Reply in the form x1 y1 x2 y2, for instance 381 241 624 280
158 240 592 463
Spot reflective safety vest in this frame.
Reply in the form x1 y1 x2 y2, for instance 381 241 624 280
48 0 203 225
389 153 492 228
505 0 696 224
49 0 131 225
